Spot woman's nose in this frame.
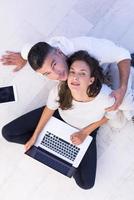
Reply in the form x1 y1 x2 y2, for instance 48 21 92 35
73 74 79 80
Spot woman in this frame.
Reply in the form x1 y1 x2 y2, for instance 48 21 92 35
25 50 117 189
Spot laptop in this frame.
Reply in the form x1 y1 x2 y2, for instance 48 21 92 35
25 116 93 178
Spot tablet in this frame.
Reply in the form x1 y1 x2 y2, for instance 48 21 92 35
0 85 17 103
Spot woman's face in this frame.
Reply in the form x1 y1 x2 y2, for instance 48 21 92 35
67 60 94 93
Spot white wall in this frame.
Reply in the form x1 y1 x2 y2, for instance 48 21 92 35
0 0 134 52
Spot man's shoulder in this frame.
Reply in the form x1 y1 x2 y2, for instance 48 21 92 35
48 35 98 47
48 36 99 53
47 36 74 54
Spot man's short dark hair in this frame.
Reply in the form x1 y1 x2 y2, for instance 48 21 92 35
28 42 54 70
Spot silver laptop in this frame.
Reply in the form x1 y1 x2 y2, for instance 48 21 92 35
25 116 92 177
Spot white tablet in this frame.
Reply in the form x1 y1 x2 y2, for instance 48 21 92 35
0 85 17 104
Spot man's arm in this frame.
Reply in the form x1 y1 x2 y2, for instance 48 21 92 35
0 51 27 71
0 44 33 71
118 59 131 88
89 37 131 111
106 59 131 111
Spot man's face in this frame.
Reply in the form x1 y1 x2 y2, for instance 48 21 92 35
36 49 68 81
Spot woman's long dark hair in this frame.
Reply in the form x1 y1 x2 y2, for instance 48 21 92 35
58 50 105 110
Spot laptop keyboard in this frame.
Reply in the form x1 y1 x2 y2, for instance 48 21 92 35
41 131 80 161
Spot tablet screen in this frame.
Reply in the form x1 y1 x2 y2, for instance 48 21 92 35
0 86 16 103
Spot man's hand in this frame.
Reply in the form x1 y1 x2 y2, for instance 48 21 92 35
70 131 88 145
106 86 127 111
0 51 27 71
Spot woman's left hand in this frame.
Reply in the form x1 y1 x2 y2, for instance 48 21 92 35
70 131 88 145
25 135 37 152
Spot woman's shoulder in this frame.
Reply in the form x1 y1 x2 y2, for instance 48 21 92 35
100 84 112 96
48 82 60 98
98 84 115 105
49 82 60 91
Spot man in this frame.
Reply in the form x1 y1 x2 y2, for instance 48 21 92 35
1 36 132 144
0 36 131 111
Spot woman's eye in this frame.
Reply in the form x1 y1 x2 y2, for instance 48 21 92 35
69 71 75 74
80 72 86 76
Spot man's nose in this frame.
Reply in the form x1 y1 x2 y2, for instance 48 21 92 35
55 68 63 75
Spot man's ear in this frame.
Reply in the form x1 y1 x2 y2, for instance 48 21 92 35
56 48 63 56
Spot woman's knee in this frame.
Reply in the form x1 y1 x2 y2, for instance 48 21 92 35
82 180 95 190
75 178 95 190
2 125 13 142
73 170 96 190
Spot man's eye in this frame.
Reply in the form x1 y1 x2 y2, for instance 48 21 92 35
52 62 56 69
43 72 51 76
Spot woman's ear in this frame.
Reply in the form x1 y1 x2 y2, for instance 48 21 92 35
89 77 95 85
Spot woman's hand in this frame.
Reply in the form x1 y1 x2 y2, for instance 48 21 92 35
25 135 37 152
70 131 88 145
25 107 55 152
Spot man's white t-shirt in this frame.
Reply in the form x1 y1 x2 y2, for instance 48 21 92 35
21 36 131 68
21 36 131 90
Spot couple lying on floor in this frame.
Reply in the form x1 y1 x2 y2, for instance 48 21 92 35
2 48 133 189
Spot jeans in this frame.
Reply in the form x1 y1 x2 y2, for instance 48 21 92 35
2 106 98 189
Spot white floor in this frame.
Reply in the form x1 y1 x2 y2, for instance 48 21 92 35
0 0 134 199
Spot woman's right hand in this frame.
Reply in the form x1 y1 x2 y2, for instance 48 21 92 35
25 135 37 152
